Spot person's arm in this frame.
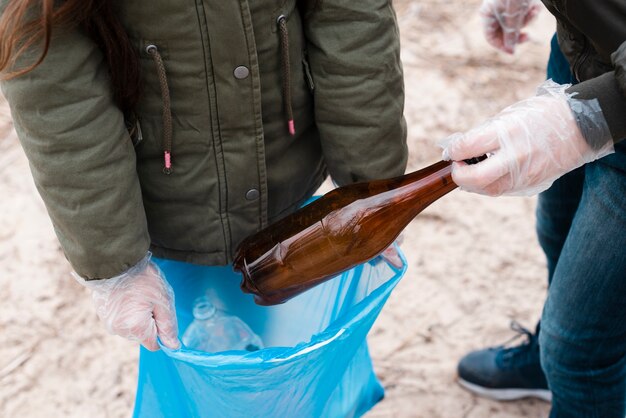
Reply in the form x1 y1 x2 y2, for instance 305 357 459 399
1 26 150 279
2 24 179 350
78 253 180 351
300 0 408 186
479 0 626 145
566 40 626 145
439 80 614 197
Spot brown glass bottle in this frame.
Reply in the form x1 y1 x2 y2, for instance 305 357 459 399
233 158 481 306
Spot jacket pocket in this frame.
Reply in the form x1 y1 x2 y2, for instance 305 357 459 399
302 51 315 93
126 115 144 148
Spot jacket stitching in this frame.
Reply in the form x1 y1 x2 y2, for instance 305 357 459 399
194 0 232 257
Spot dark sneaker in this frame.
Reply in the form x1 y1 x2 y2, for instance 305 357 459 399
457 321 551 402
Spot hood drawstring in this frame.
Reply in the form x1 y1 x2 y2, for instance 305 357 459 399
277 15 295 136
145 24 293 169
146 44 173 174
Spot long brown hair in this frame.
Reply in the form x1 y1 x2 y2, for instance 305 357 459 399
0 0 140 116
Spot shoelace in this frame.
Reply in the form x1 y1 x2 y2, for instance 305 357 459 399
501 320 535 346
499 320 539 365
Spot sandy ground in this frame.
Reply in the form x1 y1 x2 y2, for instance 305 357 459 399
1 1 555 417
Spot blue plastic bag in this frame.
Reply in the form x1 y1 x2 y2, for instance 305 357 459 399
133 246 407 418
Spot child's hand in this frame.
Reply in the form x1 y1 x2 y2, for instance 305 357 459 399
77 254 180 351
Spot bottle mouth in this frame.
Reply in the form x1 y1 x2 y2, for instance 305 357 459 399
192 296 216 320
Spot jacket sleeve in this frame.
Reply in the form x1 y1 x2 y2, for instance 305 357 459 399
301 0 408 186
1 27 151 279
567 40 626 144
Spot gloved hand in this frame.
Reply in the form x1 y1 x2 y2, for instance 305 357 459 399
379 239 404 269
480 0 542 54
440 80 614 196
77 253 180 351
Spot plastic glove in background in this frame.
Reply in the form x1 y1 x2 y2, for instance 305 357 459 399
480 0 542 54
440 80 615 196
75 253 180 351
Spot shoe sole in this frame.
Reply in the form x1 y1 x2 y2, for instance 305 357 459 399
458 378 552 402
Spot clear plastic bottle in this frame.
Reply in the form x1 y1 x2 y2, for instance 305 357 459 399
181 296 264 353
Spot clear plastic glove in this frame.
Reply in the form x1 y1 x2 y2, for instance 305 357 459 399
76 253 180 351
480 0 542 54
440 80 614 196
374 234 404 269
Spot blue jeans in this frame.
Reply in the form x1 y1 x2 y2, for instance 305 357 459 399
537 34 626 418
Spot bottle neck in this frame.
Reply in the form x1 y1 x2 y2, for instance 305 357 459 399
398 157 485 196
344 160 457 227
402 160 455 190
378 160 457 208
405 160 456 208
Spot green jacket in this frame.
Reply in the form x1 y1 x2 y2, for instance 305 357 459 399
1 0 408 279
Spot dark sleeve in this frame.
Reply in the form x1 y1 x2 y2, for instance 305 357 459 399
567 41 626 144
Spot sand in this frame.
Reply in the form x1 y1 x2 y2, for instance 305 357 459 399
1 1 555 416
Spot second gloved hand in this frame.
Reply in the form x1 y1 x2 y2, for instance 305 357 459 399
78 253 180 351
480 0 542 54
440 80 615 196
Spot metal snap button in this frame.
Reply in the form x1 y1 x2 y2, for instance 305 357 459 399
245 188 260 201
234 65 250 80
